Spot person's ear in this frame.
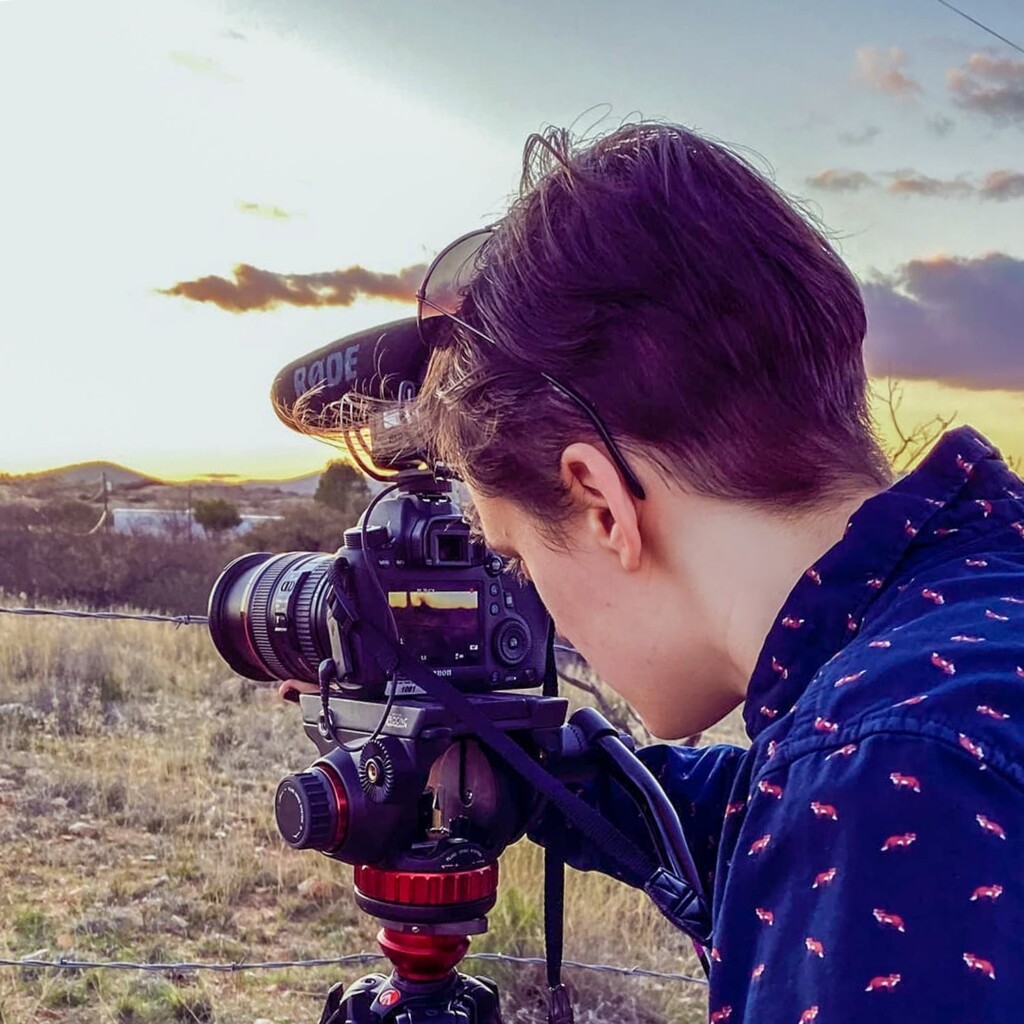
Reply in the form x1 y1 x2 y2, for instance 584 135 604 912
559 442 642 572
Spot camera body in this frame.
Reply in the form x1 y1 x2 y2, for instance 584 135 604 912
208 468 562 895
208 471 551 701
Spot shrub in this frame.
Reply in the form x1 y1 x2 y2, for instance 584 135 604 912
192 498 241 536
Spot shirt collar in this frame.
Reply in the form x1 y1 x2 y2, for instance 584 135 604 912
743 424 1002 741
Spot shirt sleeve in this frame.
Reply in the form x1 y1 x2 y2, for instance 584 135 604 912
636 742 747 896
532 741 745 898
714 731 1024 1023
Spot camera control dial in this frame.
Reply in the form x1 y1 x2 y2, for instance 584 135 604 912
492 619 531 667
275 764 349 851
358 738 403 803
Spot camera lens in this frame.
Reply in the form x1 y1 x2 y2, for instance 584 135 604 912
208 551 334 683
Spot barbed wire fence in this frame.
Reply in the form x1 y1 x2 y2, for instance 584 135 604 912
0 953 706 987
0 602 706 992
0 606 208 627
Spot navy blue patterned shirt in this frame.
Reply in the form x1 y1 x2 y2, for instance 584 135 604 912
637 424 1024 1022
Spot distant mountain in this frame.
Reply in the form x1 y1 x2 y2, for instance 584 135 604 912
233 472 321 496
10 461 162 487
8 461 323 495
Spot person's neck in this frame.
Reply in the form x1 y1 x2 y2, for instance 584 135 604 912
667 482 891 703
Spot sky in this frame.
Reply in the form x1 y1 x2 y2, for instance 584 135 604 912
1 0 1022 480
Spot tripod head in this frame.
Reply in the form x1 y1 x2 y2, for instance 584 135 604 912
280 690 566 1024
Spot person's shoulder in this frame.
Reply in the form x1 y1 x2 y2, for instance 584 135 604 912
784 575 1024 786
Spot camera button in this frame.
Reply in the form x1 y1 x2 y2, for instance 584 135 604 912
489 603 500 616
489 582 500 596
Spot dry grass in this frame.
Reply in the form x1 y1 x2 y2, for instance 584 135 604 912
0 605 744 1023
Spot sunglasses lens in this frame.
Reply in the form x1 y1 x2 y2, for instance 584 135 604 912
418 229 492 325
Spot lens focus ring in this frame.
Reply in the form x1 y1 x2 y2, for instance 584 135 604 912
291 560 331 676
249 561 294 681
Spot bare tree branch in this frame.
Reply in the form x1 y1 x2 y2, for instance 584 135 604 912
872 378 957 474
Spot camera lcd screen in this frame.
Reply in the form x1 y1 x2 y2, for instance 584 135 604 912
388 588 481 666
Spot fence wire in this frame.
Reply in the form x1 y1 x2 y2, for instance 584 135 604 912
0 605 207 626
0 953 706 986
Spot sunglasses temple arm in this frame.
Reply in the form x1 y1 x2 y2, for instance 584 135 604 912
542 374 646 501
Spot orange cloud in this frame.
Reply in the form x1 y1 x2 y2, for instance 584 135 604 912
884 172 972 198
948 53 1024 125
806 169 875 192
980 170 1024 200
159 262 427 312
808 167 1024 201
856 46 921 96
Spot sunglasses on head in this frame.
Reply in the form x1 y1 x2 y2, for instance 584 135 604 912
415 227 646 501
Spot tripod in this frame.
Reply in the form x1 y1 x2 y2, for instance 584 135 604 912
317 862 504 1024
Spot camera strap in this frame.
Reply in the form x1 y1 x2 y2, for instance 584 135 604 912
396 654 710 941
544 849 574 1024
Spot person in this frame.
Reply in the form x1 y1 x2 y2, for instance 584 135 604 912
398 122 1024 1021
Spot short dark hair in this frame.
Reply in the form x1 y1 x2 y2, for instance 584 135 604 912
416 121 893 524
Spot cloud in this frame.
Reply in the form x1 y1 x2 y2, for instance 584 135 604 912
169 51 239 84
926 114 956 136
236 201 296 220
948 53 1024 125
979 170 1024 200
884 171 973 198
856 46 922 96
862 253 1024 390
967 53 1024 83
807 167 1024 201
838 125 882 146
806 169 876 192
159 262 427 312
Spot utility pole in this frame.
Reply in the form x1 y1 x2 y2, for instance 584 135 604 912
102 471 111 531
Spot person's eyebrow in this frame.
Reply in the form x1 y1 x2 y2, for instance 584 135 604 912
487 541 518 559
459 497 517 557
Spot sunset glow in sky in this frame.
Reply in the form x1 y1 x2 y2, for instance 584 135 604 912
1 0 1022 479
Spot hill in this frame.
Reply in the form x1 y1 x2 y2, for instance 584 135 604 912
233 471 320 496
9 460 161 488
6 462 322 496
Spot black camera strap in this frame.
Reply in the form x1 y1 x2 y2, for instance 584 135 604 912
544 849 574 1024
396 655 710 937
406 658 659 883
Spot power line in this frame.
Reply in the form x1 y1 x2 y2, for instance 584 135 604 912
931 0 1024 56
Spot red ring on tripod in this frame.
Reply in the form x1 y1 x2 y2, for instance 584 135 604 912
378 928 471 981
354 863 498 906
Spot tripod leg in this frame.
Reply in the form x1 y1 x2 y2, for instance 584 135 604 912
318 973 390 1024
